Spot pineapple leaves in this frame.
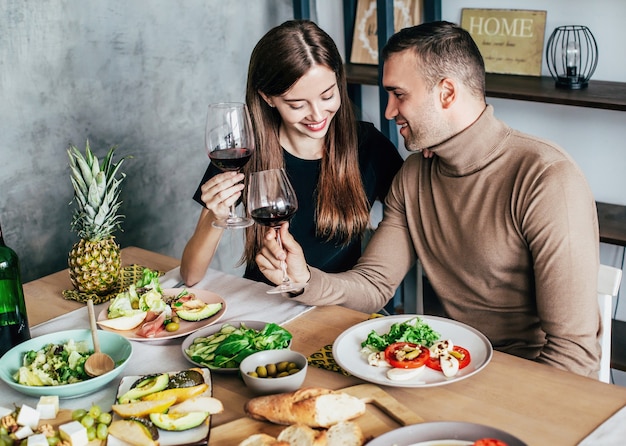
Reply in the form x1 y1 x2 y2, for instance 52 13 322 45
68 140 130 241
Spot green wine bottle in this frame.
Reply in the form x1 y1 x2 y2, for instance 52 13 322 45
0 222 31 357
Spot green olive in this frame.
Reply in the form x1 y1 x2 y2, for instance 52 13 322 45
255 365 268 378
165 322 180 332
251 361 301 378
266 363 277 377
276 361 289 373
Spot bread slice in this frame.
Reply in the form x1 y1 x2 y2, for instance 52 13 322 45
238 433 289 446
245 387 366 428
276 424 326 445
326 421 365 446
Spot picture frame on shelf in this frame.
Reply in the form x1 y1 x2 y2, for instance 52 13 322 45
350 0 422 65
461 8 547 76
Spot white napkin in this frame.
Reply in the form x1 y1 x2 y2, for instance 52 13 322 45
157 266 314 325
578 405 626 445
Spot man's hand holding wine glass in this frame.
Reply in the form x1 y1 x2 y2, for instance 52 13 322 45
256 222 311 290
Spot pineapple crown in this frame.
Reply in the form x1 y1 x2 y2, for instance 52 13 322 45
68 140 130 241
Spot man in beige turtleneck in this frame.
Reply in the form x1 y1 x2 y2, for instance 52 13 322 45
256 21 601 378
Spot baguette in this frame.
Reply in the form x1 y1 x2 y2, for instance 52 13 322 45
326 421 365 446
276 424 327 445
238 422 364 446
244 387 366 428
238 433 289 446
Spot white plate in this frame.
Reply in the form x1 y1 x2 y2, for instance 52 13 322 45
97 288 226 341
332 315 493 388
110 368 212 446
181 320 292 373
366 421 526 446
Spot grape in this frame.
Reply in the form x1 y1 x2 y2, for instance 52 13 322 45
97 412 112 425
47 436 60 446
86 426 97 441
71 408 87 421
88 404 102 419
96 423 109 440
80 414 95 429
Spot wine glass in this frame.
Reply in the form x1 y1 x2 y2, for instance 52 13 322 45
248 168 307 294
205 102 255 229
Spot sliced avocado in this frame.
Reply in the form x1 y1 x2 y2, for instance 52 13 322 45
118 373 170 403
176 302 222 322
128 416 160 441
168 369 205 389
149 411 209 431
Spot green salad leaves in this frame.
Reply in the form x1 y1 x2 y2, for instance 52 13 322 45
14 340 92 386
361 317 441 351
186 322 293 369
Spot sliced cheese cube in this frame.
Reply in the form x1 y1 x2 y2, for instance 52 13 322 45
16 404 40 429
27 433 50 446
59 420 89 446
37 395 59 419
13 425 34 440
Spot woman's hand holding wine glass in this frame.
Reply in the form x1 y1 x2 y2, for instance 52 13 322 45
205 102 255 229
248 168 307 294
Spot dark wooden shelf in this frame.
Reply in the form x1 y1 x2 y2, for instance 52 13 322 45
612 319 626 372
598 202 626 247
345 64 626 112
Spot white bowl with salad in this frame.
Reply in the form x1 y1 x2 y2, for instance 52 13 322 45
181 320 292 372
0 329 132 398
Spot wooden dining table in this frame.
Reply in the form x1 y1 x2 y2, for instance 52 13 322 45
18 246 626 445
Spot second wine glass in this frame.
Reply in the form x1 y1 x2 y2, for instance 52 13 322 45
205 102 255 229
247 168 307 294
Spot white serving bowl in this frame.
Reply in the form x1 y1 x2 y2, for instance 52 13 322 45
239 349 307 395
0 329 132 399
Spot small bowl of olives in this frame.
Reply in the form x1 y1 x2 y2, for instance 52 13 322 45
239 349 307 395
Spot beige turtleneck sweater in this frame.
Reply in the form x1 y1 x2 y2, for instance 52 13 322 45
293 105 601 377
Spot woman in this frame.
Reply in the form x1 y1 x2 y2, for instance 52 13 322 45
181 20 403 286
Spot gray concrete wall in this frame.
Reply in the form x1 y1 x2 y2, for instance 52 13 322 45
0 0 293 282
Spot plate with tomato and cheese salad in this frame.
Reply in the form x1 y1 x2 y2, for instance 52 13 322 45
332 315 493 388
366 421 526 446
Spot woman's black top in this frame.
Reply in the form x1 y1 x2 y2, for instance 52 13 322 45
193 121 403 284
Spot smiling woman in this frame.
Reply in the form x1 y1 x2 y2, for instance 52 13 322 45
180 19 404 294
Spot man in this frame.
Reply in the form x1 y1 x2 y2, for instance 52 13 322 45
256 21 601 378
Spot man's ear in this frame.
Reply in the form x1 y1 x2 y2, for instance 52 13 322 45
439 78 456 109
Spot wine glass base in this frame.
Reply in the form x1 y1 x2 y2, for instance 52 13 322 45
212 218 254 229
266 283 307 295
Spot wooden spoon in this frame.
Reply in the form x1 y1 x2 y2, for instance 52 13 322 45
85 299 115 377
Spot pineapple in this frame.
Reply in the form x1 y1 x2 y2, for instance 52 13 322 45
67 140 128 295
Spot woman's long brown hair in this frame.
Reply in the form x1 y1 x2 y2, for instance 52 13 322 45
242 20 370 266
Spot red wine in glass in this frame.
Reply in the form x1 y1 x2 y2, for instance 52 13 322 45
208 148 253 172
205 102 256 229
250 205 297 228
247 168 306 294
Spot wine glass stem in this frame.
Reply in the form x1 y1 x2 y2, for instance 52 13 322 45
276 230 291 286
227 203 238 221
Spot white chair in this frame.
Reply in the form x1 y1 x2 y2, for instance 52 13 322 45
414 263 623 383
597 264 623 383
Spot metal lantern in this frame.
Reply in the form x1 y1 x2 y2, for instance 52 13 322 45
546 25 598 90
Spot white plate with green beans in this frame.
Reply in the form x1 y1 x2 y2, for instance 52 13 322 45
181 320 293 373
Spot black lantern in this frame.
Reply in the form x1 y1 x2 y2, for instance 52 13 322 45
546 25 598 90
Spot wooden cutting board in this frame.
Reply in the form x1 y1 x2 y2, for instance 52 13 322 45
209 383 423 445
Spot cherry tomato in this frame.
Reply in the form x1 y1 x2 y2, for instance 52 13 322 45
473 439 509 446
384 342 430 369
425 345 471 372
